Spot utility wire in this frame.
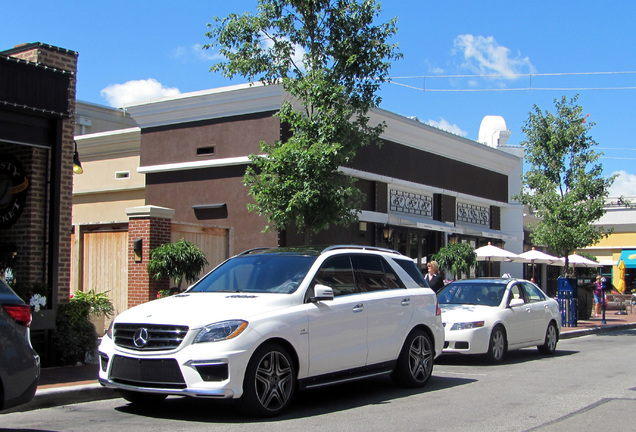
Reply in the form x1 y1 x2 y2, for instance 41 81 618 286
390 71 636 79
389 70 636 92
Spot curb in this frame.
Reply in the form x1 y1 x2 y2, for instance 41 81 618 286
2 383 119 414
560 322 636 339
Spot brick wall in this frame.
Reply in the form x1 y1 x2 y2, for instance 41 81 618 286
4 43 77 306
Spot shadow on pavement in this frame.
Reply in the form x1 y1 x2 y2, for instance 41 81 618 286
114 373 476 423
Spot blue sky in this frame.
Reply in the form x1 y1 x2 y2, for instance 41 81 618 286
3 0 636 196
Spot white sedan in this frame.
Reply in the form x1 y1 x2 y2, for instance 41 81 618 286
437 278 561 362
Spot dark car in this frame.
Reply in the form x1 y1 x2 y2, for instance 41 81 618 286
0 278 40 411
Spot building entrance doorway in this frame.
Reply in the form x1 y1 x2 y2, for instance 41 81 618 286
389 228 439 272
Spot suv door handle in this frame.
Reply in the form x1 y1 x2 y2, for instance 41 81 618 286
352 304 364 313
401 298 411 306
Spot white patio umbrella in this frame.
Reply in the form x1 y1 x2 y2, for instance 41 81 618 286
558 253 601 277
475 242 521 276
566 253 602 270
517 247 563 280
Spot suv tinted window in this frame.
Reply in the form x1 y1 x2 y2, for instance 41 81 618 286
394 259 429 288
313 255 356 297
351 255 404 291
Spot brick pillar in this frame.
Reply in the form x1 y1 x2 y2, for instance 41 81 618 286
126 206 175 308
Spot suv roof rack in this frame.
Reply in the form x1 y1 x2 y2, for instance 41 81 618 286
236 245 405 257
321 245 404 256
237 247 272 256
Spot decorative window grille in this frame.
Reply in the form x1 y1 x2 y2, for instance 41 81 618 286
389 189 432 217
456 202 489 226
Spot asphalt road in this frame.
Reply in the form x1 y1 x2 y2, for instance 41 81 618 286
2 328 635 432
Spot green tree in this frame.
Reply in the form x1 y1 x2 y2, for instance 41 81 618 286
516 95 615 274
205 0 401 244
147 239 209 290
432 242 476 280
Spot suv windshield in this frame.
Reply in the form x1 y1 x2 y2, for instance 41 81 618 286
189 254 317 294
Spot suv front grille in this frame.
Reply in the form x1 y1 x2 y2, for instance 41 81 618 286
114 323 189 351
110 355 186 388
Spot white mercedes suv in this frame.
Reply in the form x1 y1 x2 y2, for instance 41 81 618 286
98 245 443 416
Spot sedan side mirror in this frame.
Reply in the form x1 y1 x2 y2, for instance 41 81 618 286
509 298 525 307
310 284 334 302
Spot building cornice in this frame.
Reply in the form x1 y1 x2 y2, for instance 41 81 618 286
124 83 286 129
137 155 254 174
75 127 141 159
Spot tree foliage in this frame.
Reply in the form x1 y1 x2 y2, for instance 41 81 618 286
432 242 477 280
516 95 615 273
205 0 402 243
147 239 209 289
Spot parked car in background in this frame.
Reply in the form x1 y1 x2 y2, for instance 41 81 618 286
0 279 40 411
98 245 444 417
437 278 561 363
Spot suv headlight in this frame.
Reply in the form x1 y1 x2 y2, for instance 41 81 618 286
450 321 485 331
194 320 248 343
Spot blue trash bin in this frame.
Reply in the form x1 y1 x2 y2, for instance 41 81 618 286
557 277 578 327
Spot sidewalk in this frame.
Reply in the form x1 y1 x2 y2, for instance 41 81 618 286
4 311 636 414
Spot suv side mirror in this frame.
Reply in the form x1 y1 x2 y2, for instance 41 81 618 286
310 284 334 302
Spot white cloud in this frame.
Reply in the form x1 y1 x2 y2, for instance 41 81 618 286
260 33 306 72
452 34 535 78
425 118 468 137
608 170 636 197
172 43 223 62
100 79 181 107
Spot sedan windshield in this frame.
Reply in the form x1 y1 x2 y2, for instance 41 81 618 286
189 254 317 294
438 282 505 306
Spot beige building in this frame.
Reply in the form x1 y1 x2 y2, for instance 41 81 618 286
580 196 636 292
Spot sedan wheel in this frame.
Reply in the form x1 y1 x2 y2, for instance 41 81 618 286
538 322 559 355
392 329 433 388
486 326 506 363
240 343 296 417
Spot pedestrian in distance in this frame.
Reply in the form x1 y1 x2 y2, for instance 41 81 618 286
593 275 603 317
425 260 445 292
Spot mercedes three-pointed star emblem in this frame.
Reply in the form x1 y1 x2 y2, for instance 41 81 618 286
133 328 149 348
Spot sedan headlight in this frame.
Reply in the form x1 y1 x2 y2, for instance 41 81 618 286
450 321 485 331
194 320 248 343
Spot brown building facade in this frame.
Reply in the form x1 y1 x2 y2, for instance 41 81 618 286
1 43 78 363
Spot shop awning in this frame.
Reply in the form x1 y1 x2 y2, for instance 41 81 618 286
619 249 636 268
388 214 463 234
457 224 517 241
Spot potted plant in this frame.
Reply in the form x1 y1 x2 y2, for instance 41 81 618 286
71 289 114 336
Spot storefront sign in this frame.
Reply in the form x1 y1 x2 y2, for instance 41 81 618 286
0 155 29 228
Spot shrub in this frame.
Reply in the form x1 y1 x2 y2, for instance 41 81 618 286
52 300 97 365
